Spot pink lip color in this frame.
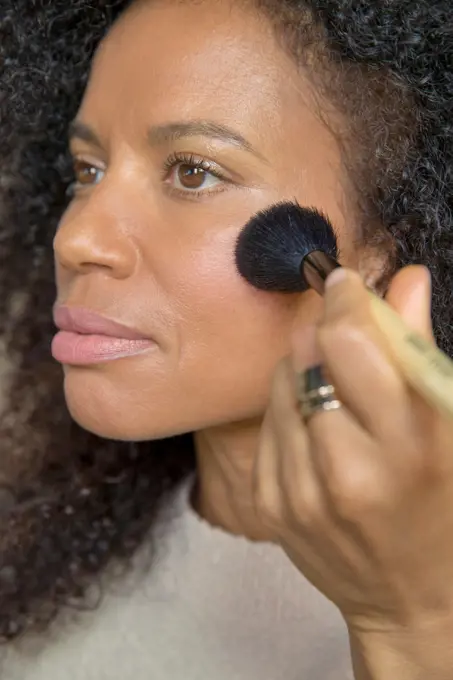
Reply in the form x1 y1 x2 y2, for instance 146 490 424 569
52 307 156 366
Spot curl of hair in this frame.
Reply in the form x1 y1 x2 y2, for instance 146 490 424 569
0 0 452 642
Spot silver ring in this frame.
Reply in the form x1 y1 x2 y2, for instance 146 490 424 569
297 364 342 420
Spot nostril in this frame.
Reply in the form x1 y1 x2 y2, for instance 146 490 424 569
78 261 116 274
54 234 136 279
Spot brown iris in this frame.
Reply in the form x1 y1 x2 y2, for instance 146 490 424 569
74 160 100 186
178 164 207 189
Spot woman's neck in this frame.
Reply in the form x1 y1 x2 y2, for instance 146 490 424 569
193 420 275 542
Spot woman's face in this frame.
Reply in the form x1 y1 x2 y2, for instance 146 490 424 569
53 0 358 440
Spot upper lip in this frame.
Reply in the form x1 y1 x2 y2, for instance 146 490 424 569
53 306 153 341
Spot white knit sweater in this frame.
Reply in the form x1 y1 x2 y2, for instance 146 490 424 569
2 476 354 680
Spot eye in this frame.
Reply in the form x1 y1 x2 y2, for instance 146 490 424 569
70 159 105 192
163 153 228 196
174 163 220 191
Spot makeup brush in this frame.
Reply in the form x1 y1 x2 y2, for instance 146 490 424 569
235 201 453 420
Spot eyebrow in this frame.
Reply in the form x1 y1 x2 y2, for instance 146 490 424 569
68 121 102 147
148 120 263 158
69 119 266 161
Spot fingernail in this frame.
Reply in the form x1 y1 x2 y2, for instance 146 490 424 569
325 267 349 289
323 268 366 321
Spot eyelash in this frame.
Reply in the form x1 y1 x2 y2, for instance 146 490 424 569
164 153 228 183
67 152 231 200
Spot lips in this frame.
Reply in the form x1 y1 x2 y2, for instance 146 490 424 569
53 306 152 340
51 306 156 365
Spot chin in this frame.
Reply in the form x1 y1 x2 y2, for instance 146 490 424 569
61 363 269 442
62 368 179 441
62 371 210 442
65 394 191 441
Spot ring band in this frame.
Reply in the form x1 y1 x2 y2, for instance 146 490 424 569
297 365 342 420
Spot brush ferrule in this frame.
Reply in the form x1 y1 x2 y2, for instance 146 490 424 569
301 251 341 295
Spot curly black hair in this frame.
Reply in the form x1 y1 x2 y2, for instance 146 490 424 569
0 0 452 643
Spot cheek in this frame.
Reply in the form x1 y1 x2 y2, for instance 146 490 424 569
61 227 324 441
170 228 290 340
168 230 302 388
167 228 328 414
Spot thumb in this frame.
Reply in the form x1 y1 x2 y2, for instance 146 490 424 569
384 265 434 342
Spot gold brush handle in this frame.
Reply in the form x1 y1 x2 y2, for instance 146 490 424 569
368 292 453 420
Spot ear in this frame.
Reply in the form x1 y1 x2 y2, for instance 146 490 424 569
357 241 394 294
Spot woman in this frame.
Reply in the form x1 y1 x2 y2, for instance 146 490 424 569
1 0 453 677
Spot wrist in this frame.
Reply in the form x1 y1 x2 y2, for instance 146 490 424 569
348 619 453 680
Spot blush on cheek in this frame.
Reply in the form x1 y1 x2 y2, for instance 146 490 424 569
175 223 319 336
178 218 280 292
170 232 305 361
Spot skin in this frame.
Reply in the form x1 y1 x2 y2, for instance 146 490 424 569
258 266 453 679
54 0 359 539
54 1 453 677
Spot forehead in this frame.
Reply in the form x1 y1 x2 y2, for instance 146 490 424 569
80 0 311 140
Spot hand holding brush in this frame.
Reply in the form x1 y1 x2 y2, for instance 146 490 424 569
236 203 453 680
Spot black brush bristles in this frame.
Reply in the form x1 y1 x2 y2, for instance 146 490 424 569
235 201 339 292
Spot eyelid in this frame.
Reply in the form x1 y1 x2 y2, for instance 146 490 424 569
162 151 234 201
67 151 241 201
163 184 229 202
71 152 106 170
162 151 235 182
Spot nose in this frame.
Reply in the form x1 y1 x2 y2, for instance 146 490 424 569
54 200 138 280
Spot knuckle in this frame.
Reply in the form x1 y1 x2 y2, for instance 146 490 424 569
284 478 325 529
260 501 283 531
254 478 283 529
317 322 367 355
325 465 388 521
384 437 441 487
417 445 447 484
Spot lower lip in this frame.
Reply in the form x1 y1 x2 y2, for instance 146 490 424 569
51 331 156 365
